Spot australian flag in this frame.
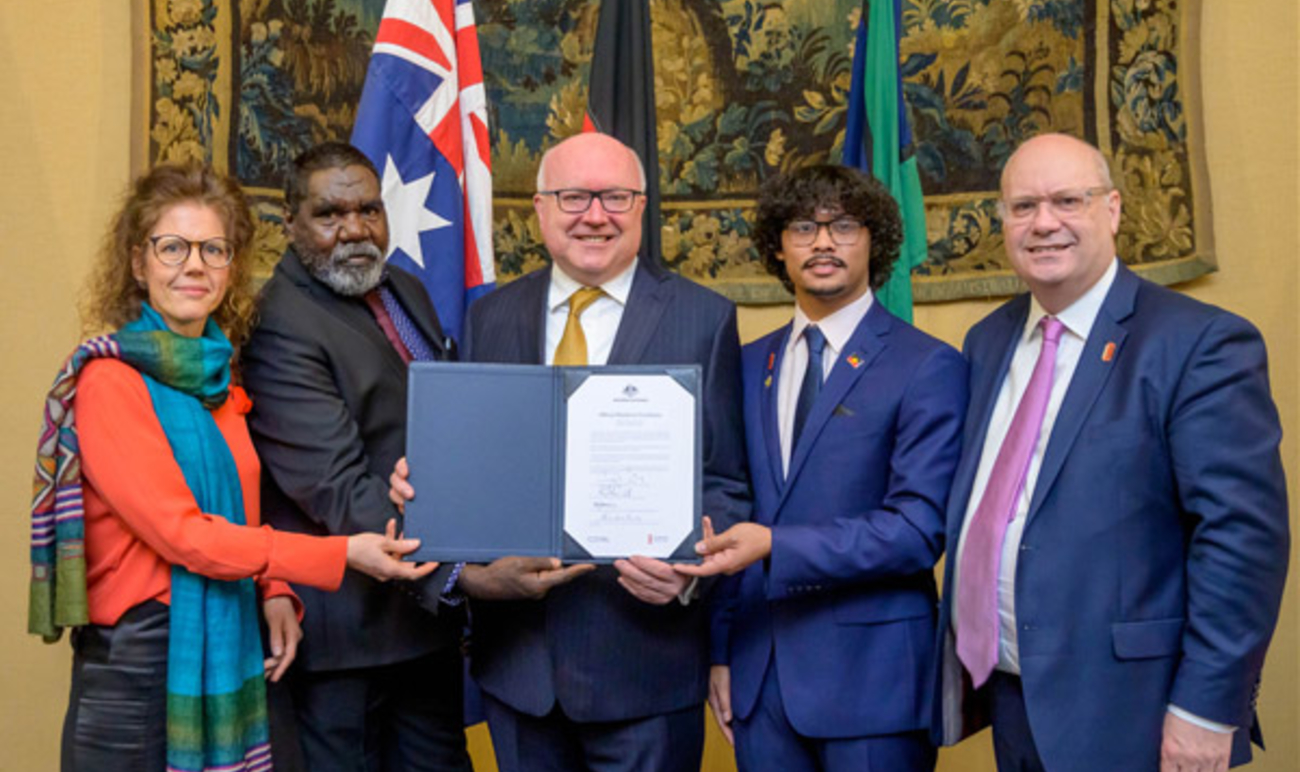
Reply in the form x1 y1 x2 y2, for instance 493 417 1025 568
352 0 494 345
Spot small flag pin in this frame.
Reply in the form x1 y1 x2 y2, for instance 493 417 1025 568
1102 342 1117 362
846 353 863 369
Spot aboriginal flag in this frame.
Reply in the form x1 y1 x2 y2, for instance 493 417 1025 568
584 0 662 267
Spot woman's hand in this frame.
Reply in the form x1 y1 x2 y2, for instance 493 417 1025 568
345 519 440 581
262 596 301 682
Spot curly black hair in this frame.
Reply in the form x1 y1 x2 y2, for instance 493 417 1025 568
753 165 904 294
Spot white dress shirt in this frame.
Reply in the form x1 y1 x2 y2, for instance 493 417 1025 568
777 290 874 474
544 259 637 365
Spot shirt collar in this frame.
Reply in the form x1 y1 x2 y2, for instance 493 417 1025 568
789 289 875 356
548 258 638 312
1023 257 1118 344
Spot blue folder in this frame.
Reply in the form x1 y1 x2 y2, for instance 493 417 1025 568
404 362 702 563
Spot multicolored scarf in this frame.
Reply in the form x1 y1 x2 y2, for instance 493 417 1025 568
29 303 271 772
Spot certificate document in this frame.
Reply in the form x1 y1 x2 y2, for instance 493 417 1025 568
564 374 696 559
404 363 702 563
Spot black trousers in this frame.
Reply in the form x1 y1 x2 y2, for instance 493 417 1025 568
483 694 704 772
288 646 472 772
989 672 1049 772
62 600 169 772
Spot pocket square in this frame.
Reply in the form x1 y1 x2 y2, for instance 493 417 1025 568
833 404 855 417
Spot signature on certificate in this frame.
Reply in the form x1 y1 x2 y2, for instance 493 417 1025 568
594 471 648 501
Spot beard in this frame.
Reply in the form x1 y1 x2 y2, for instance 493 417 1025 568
299 241 387 296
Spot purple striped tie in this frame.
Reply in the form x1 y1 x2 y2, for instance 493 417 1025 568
378 285 437 362
956 316 1065 688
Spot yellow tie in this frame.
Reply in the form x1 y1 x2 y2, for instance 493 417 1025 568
553 287 605 365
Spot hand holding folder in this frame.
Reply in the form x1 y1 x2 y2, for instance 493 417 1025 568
390 457 595 600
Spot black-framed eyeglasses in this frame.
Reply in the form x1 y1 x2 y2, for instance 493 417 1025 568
999 186 1111 222
785 217 865 247
147 234 234 268
540 188 643 214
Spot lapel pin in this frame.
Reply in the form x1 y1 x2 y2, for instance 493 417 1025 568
846 353 863 369
767 351 776 371
1102 342 1117 362
764 375 773 389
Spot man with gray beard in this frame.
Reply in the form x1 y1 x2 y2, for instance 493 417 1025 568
242 142 471 772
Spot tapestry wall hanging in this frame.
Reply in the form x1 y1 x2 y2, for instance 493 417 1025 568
138 0 1212 303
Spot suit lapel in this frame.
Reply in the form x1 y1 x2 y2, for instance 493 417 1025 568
946 297 1028 546
608 263 670 365
778 302 889 510
1027 266 1137 520
512 268 549 364
758 328 790 517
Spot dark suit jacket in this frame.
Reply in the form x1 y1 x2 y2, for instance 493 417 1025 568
717 301 967 740
462 260 751 722
936 264 1289 771
242 249 463 671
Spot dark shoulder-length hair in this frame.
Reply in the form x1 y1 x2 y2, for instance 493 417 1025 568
82 163 257 348
753 165 904 294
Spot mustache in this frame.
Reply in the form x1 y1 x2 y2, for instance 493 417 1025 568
330 241 384 265
799 255 847 269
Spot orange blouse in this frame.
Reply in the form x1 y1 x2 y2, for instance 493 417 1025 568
75 359 348 626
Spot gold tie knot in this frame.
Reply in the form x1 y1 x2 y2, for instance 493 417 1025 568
554 286 605 366
568 286 604 318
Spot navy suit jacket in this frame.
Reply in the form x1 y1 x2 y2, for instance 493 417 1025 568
242 250 463 671
461 261 751 722
936 265 1289 771
716 301 968 739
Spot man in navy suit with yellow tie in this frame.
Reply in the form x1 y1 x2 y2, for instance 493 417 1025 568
937 134 1289 772
395 132 751 772
679 165 968 771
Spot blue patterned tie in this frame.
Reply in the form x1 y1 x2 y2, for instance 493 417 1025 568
791 325 826 454
377 285 437 362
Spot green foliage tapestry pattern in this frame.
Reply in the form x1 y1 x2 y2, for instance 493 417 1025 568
144 0 1211 302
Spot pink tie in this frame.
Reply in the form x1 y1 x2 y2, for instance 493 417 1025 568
956 316 1065 688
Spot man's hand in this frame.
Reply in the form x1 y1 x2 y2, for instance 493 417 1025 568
674 516 772 577
458 557 595 601
389 456 413 514
345 519 440 582
1160 711 1232 772
262 596 301 683
614 555 692 605
709 665 735 745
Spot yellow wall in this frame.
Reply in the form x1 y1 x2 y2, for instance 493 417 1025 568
0 2 1293 770
0 2 135 769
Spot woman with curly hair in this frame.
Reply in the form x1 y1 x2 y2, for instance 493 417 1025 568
30 163 436 772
